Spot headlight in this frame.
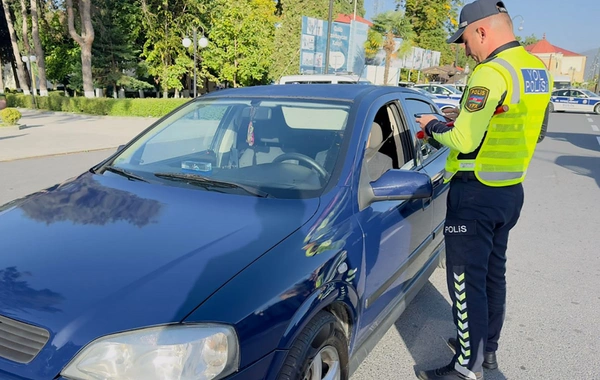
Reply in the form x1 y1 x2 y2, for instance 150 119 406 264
61 324 239 380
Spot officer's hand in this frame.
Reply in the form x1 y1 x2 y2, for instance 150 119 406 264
415 114 438 138
442 107 460 121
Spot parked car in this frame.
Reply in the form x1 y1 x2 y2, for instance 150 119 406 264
413 83 463 101
549 88 600 114
0 84 449 380
411 87 460 112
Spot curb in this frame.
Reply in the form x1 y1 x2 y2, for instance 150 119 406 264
0 147 117 163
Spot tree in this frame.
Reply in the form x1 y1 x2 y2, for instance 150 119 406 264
203 0 276 87
92 0 149 97
399 0 463 66
1 0 30 95
140 0 204 97
516 33 540 46
39 10 80 87
30 0 49 95
369 10 414 85
66 0 95 98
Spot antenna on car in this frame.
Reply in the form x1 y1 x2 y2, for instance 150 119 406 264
355 64 367 84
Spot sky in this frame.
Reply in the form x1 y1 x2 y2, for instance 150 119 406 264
364 0 600 54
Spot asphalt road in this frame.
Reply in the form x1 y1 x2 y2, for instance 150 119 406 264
1 112 599 379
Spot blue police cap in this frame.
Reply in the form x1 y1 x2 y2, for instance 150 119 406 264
447 0 509 44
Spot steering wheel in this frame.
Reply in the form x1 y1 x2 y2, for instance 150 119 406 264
272 153 328 179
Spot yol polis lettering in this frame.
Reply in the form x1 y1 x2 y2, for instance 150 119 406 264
521 69 549 94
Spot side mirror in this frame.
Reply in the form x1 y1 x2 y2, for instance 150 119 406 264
369 170 432 203
116 144 125 153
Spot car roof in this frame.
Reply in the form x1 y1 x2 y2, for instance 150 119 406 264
200 84 418 102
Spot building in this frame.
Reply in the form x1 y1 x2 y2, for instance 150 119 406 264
525 34 587 84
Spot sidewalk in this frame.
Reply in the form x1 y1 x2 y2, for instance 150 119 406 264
0 109 158 162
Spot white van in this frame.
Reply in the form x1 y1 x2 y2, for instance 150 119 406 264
277 74 372 85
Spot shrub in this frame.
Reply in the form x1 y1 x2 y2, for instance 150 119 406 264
0 107 22 125
5 94 190 118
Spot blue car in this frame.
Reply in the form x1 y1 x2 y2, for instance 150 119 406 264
0 85 449 380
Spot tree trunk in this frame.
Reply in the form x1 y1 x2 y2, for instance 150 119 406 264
383 31 395 86
30 0 48 96
66 0 95 98
2 0 30 95
20 0 37 95
0 57 4 91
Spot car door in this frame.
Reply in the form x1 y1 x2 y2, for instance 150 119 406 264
550 90 564 111
354 98 433 344
399 94 450 253
570 90 590 112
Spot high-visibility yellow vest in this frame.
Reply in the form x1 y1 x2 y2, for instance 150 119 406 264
445 47 553 187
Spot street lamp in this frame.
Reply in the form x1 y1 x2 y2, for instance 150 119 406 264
511 15 524 31
182 26 209 98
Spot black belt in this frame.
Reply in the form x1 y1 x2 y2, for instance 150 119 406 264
452 171 479 181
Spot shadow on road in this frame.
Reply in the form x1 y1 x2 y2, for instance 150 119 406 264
544 131 600 153
18 124 44 130
396 279 508 380
0 134 26 141
555 155 600 189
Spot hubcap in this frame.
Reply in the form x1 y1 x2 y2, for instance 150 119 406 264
303 346 341 380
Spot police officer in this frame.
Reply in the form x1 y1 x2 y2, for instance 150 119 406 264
415 1 552 379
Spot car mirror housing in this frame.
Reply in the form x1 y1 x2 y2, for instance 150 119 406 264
366 170 433 205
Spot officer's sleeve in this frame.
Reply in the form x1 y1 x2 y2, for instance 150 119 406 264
424 66 508 154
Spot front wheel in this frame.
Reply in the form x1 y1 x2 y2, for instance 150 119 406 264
549 102 555 113
277 311 349 380
594 104 600 115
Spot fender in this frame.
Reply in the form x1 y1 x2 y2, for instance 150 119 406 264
278 280 359 351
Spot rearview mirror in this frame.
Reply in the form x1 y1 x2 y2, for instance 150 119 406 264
368 170 432 204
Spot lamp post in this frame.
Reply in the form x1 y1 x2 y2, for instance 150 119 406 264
511 15 524 31
21 55 37 108
182 27 209 98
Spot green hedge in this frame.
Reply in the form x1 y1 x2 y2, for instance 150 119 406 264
5 93 190 118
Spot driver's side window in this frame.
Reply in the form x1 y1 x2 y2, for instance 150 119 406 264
360 102 415 182
403 97 441 162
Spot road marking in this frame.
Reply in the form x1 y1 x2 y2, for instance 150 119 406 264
586 114 591 116
588 118 594 123
592 125 599 132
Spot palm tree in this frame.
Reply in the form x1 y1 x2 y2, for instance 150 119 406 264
365 10 414 85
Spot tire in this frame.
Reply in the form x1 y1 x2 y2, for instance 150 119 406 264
594 104 600 115
549 102 555 113
277 311 349 380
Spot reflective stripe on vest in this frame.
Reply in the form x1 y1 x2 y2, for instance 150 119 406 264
477 171 524 181
493 58 520 104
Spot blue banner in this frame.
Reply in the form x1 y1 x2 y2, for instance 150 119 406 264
299 16 354 74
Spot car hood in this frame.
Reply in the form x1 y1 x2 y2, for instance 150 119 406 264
0 172 319 349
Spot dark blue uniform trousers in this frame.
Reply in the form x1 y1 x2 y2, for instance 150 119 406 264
443 175 524 377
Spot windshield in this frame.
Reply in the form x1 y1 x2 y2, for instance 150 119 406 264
104 97 352 199
581 89 598 97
